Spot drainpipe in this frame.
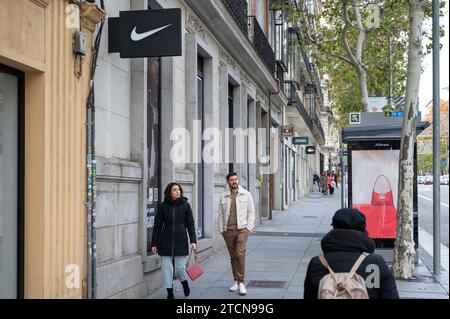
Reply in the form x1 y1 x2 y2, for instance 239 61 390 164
268 79 281 220
85 0 105 299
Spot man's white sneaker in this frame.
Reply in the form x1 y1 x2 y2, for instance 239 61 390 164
238 282 247 295
229 281 239 292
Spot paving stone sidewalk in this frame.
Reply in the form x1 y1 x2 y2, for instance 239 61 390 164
148 189 449 299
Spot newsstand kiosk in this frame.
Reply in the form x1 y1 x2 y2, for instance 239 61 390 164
341 112 429 261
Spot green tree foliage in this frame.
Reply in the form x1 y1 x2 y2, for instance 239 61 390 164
280 0 445 126
418 153 433 174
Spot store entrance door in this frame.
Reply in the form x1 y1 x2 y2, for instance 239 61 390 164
0 64 24 298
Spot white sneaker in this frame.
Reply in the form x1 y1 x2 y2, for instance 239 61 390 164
238 282 247 295
229 281 239 292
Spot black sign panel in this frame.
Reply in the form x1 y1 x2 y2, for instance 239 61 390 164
305 146 316 154
292 137 309 145
109 9 182 58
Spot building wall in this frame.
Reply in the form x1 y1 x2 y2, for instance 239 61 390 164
93 0 282 298
0 0 104 298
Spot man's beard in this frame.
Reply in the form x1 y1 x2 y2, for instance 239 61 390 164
230 184 238 189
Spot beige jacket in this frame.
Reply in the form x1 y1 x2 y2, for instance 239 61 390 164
218 185 255 233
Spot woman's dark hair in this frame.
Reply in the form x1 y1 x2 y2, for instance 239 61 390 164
164 182 183 201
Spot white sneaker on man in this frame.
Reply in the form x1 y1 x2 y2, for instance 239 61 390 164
229 281 239 292
238 282 247 295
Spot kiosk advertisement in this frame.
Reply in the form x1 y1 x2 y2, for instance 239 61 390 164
352 150 399 239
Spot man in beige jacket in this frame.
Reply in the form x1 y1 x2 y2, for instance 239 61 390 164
218 172 255 295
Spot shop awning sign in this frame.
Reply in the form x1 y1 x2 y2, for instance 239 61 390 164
305 146 316 154
281 126 294 137
292 137 309 145
108 9 182 58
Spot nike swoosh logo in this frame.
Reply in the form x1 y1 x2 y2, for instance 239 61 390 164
130 24 172 41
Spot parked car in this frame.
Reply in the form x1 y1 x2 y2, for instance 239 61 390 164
418 176 426 184
424 175 433 185
441 175 449 185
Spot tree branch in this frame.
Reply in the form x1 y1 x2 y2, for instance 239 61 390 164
341 1 360 70
351 0 366 63
308 38 354 65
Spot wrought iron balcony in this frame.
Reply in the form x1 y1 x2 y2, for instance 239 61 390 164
276 60 288 84
300 45 313 79
311 114 325 145
285 80 325 145
310 63 324 111
284 81 313 131
248 16 276 74
222 0 248 36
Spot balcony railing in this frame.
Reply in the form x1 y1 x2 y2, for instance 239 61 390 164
284 81 313 130
276 60 288 84
222 0 248 36
285 80 325 145
248 16 276 74
300 45 313 79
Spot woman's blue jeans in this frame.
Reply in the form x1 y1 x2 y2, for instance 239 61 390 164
161 256 188 288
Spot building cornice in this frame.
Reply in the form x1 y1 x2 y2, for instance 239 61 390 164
80 2 105 33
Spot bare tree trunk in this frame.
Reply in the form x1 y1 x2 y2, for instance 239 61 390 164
341 0 370 112
392 0 427 280
357 70 370 111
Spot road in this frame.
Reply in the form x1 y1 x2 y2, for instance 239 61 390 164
418 185 449 247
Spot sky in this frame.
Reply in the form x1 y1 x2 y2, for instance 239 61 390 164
419 1 450 112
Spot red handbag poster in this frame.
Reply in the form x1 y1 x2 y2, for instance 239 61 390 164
352 150 399 239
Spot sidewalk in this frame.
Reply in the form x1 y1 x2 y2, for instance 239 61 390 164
148 189 449 299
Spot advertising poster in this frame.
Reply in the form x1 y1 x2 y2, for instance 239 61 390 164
352 150 399 239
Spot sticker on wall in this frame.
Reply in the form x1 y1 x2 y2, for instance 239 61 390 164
148 188 153 203
146 208 155 228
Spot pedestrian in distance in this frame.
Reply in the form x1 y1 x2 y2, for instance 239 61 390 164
304 208 399 299
334 171 340 189
320 172 328 196
218 172 256 296
328 172 335 195
313 173 321 192
151 182 198 299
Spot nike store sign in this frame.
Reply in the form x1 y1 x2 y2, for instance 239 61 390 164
108 9 182 58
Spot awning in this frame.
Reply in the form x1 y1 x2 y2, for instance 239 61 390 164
342 121 430 142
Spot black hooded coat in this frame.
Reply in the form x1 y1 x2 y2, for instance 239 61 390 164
151 196 197 256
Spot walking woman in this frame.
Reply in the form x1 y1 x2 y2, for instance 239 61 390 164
151 182 197 299
327 172 335 195
320 172 328 196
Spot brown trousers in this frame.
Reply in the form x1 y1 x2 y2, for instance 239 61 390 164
222 228 250 283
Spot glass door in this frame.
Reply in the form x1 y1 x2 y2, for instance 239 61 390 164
0 64 23 298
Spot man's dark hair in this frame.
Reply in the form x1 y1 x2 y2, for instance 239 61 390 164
226 172 238 181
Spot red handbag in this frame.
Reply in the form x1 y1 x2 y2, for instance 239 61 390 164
186 249 204 281
353 175 397 239
371 175 394 206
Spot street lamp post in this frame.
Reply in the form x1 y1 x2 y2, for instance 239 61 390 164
432 0 441 275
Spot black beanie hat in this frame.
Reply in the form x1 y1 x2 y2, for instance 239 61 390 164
331 208 366 232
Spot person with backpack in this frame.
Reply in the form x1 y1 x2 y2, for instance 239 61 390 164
303 208 399 299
